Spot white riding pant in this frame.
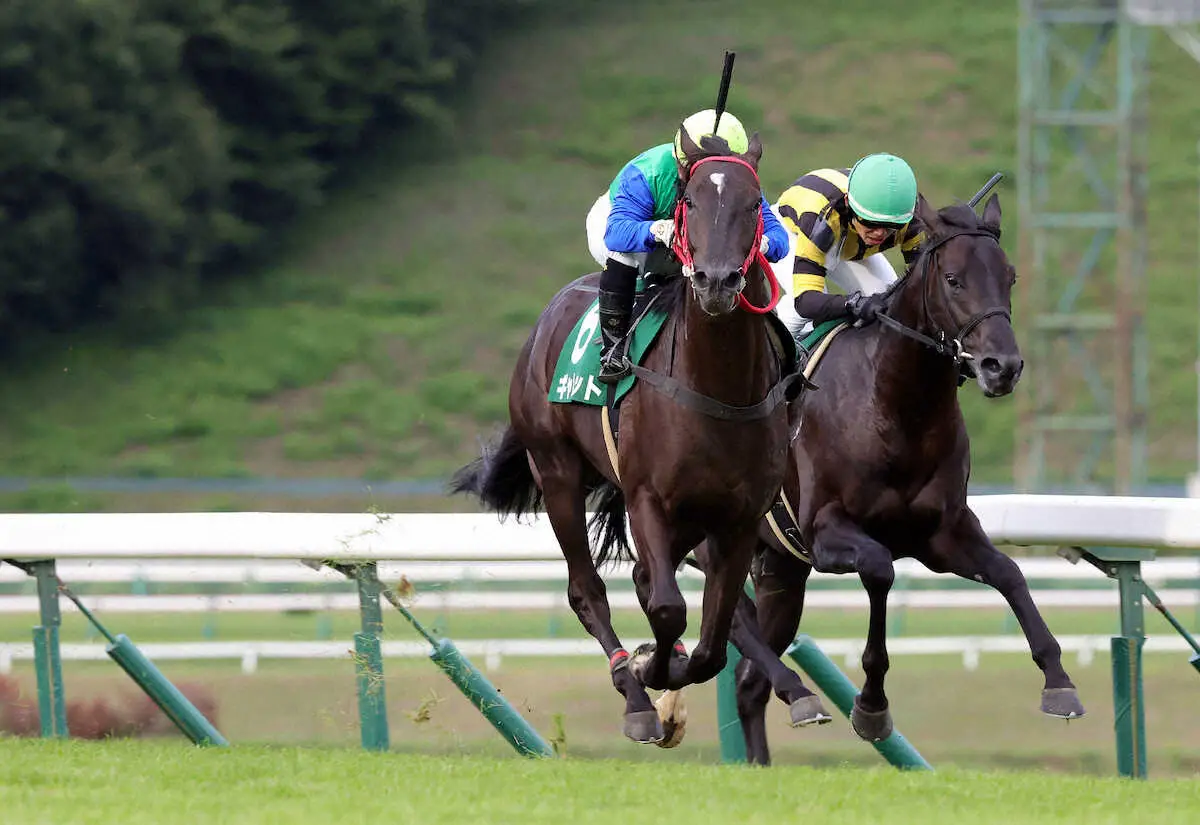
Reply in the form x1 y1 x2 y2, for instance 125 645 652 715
586 193 648 271
769 202 899 338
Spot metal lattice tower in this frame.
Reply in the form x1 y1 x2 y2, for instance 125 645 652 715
1017 0 1151 493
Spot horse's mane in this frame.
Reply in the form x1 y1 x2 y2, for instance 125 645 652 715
690 134 738 161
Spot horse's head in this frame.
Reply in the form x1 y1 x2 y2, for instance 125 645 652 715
911 193 1022 397
672 128 766 316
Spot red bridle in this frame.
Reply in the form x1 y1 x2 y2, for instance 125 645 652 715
670 155 782 314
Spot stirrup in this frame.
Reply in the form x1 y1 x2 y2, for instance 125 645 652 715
598 352 632 384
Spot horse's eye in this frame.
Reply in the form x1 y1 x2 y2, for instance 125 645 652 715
945 272 960 288
683 195 696 208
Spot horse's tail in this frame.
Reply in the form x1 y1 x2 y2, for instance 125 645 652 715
449 427 543 518
450 424 634 567
586 480 632 567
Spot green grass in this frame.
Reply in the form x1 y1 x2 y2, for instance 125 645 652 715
0 740 1196 824
0 0 1198 495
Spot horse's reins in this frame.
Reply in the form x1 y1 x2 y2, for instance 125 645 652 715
875 228 1010 365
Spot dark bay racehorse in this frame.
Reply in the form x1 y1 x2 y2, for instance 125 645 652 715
722 192 1087 764
451 130 803 744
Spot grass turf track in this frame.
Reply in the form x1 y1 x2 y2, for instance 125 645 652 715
0 739 1197 825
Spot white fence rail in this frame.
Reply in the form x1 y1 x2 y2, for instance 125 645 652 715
0 586 1196 615
2 557 1198 585
0 557 1196 614
4 495 1200 562
1 635 1194 676
1 498 1199 616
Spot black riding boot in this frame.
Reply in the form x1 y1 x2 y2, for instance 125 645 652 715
597 258 638 384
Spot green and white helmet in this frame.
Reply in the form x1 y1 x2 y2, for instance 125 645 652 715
673 109 749 166
846 153 918 226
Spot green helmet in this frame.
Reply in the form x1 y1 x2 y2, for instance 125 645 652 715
673 109 749 166
846 153 918 225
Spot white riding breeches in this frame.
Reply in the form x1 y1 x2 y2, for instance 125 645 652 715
770 202 900 338
586 193 648 271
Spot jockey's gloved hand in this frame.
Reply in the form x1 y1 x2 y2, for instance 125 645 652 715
649 220 675 248
844 291 887 323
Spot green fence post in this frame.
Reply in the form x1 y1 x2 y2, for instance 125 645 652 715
354 563 390 752
716 642 747 764
30 560 68 738
106 634 229 746
1112 559 1148 779
428 638 555 758
1111 634 1146 779
1062 546 1159 779
787 635 932 771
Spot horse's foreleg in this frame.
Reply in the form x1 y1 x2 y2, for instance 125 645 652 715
533 448 660 743
682 528 760 687
632 558 691 749
626 491 691 693
812 506 895 742
930 511 1086 719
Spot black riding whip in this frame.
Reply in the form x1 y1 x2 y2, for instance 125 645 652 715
712 50 736 133
968 172 1004 209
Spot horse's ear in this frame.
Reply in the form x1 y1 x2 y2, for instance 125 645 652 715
677 122 703 168
915 193 939 233
742 132 763 170
981 192 1002 236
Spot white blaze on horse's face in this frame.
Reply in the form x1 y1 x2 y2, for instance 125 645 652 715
709 172 726 221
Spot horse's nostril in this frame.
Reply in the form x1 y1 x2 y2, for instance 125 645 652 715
722 271 743 290
693 270 709 286
981 356 1021 380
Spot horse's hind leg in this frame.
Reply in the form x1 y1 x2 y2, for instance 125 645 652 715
732 546 831 766
530 446 661 743
811 505 896 742
928 511 1085 720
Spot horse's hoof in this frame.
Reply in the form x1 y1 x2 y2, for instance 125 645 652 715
623 710 664 744
789 694 833 728
654 689 688 749
1041 687 1086 719
850 696 893 742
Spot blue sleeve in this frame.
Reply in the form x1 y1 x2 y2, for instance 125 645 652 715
603 166 657 254
760 193 790 263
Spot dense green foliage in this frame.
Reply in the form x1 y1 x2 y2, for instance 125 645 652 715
0 0 533 339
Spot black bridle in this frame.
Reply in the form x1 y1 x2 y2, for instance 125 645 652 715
875 227 1011 366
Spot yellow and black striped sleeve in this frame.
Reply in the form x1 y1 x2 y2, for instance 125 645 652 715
774 168 850 296
897 219 925 265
